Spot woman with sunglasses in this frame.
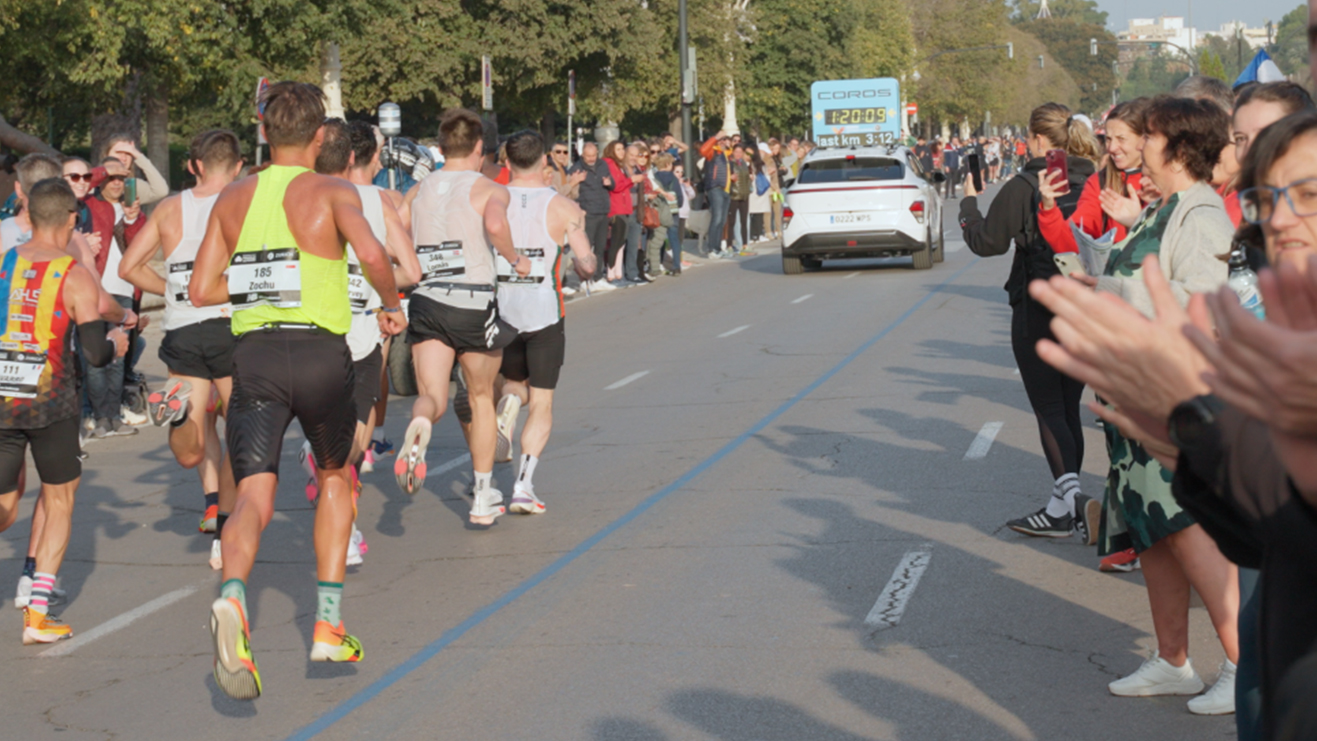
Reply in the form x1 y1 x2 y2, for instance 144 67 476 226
62 157 95 235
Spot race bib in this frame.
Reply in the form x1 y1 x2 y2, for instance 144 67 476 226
0 348 45 399
227 248 301 310
347 263 372 312
417 242 466 284
496 248 547 284
167 260 193 305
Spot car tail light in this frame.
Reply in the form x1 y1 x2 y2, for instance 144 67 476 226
909 200 925 224
783 206 794 219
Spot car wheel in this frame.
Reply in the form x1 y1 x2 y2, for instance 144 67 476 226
911 232 934 271
933 222 945 263
388 332 418 396
782 254 803 275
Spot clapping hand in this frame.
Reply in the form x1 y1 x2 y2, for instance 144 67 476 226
1098 180 1144 228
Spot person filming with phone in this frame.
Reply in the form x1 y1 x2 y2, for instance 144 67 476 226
959 102 1103 542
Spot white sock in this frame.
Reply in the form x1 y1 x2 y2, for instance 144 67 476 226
516 454 538 493
372 429 385 442
474 470 492 494
1055 473 1081 512
1044 494 1069 518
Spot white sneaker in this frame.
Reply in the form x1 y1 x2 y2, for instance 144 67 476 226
494 394 521 463
209 539 223 571
1108 653 1205 697
14 575 31 609
121 405 149 426
470 487 506 525
561 285 577 296
1187 661 1237 715
346 526 364 566
510 486 546 515
593 279 617 292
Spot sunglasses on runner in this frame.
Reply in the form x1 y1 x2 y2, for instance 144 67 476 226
64 173 92 182
1239 178 1317 224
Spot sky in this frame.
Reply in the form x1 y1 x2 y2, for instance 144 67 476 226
1096 0 1304 33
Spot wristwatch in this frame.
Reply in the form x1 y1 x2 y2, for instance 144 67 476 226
1167 394 1226 451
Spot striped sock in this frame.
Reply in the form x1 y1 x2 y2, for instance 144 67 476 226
1057 473 1082 510
29 572 56 615
317 582 343 626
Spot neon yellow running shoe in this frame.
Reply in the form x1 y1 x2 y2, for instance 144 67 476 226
22 607 72 645
210 597 262 700
309 620 364 662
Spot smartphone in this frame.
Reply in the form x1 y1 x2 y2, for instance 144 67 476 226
124 176 138 206
966 153 983 192
1045 149 1069 193
1053 252 1084 277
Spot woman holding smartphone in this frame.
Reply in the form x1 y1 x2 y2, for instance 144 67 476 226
959 103 1102 542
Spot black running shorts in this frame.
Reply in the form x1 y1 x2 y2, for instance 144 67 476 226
226 329 357 482
0 417 81 492
351 345 383 425
500 319 566 390
158 318 235 380
407 293 517 354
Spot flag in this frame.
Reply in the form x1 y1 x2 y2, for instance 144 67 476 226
1234 48 1286 87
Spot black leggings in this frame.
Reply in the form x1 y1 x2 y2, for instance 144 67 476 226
1011 299 1085 479
726 199 749 245
608 215 628 274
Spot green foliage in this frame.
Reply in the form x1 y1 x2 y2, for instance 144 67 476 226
1198 35 1247 83
1015 18 1116 114
912 0 1016 123
1197 47 1228 82
1268 3 1309 81
1118 53 1191 101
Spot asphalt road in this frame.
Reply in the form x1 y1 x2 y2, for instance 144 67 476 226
1 187 1234 740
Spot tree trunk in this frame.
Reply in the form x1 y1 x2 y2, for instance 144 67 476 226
145 87 170 191
0 114 59 156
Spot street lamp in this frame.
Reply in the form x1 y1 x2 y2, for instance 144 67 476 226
378 102 401 190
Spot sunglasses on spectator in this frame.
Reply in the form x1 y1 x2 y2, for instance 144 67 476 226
649 148 660 153
64 173 92 182
552 148 568 154
104 175 127 182
1239 179 1317 224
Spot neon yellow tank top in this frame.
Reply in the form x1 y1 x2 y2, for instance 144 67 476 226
229 165 351 335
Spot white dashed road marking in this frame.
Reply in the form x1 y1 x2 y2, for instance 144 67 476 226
717 325 751 338
605 371 650 390
864 547 933 631
791 294 814 304
963 421 1004 460
41 584 200 658
844 271 860 279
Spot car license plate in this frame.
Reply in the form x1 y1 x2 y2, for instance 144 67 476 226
830 213 871 224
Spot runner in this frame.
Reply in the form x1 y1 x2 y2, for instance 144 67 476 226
188 82 406 700
311 119 421 565
0 178 128 643
484 131 595 514
118 129 243 571
396 108 530 524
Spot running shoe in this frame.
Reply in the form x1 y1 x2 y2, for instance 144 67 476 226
1073 494 1100 547
22 608 72 645
370 437 395 457
209 539 223 571
121 405 149 426
210 597 262 700
360 449 376 473
147 379 192 427
15 578 65 610
1100 548 1141 573
346 526 365 567
494 394 521 464
309 620 364 663
509 487 546 515
470 487 506 525
1108 653 1203 697
199 503 219 533
1188 661 1237 715
394 418 431 496
300 441 318 503
1006 508 1073 538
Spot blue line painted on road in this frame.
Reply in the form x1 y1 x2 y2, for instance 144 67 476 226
285 258 979 740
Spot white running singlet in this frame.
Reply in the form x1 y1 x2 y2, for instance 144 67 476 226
411 169 496 310
345 183 387 361
164 190 229 331
497 186 562 333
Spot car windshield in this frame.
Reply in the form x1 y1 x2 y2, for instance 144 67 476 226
798 157 903 184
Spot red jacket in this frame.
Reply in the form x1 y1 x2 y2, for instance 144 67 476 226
606 159 633 217
86 194 144 288
1037 170 1143 254
1218 186 1243 227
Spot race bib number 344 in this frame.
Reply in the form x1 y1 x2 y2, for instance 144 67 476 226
228 248 301 310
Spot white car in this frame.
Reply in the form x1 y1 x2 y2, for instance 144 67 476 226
781 145 945 273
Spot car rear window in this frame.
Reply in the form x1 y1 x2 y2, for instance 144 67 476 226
798 157 903 184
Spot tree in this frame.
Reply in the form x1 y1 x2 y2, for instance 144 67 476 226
1197 47 1228 82
1013 17 1117 114
911 0 1015 128
1118 52 1191 101
1198 35 1246 83
1268 3 1310 83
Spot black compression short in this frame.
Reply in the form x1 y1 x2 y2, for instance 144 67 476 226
351 345 383 425
0 417 81 492
158 318 235 380
500 319 566 390
226 329 357 482
407 293 517 354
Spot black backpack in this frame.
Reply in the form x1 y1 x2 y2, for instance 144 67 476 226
1003 162 1090 305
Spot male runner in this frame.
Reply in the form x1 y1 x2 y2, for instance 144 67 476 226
189 82 405 700
119 130 242 571
489 131 595 513
311 119 420 565
0 178 125 643
396 109 529 524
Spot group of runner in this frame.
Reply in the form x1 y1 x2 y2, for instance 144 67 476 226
0 81 596 701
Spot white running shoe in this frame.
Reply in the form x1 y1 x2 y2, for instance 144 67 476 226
592 279 617 292
494 394 521 464
394 418 432 496
1108 653 1205 697
1187 661 1237 715
121 405 149 426
346 526 364 566
360 448 376 473
14 576 65 609
509 487 546 515
209 539 223 571
561 285 577 296
470 487 506 525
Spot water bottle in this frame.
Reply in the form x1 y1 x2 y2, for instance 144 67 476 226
1227 246 1265 319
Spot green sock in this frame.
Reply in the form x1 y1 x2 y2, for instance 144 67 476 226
317 581 343 625
220 578 247 616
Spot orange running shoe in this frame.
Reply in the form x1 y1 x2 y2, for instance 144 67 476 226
22 607 72 645
210 597 262 700
309 620 364 662
1100 548 1140 573
199 503 219 533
